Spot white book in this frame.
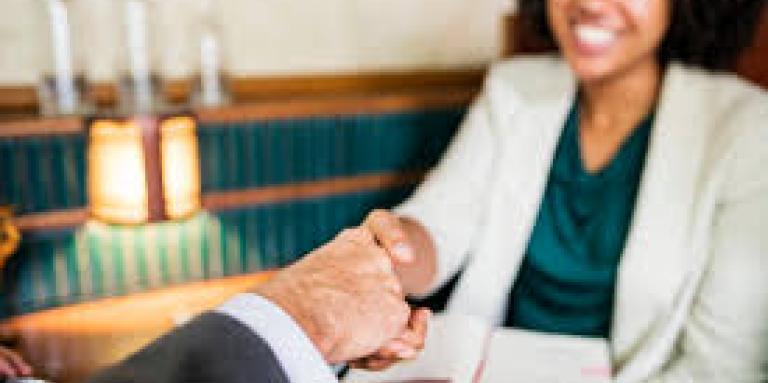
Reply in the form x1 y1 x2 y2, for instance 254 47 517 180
344 314 611 383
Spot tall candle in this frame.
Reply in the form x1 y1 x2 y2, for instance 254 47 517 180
125 0 153 111
198 0 225 106
200 31 222 106
47 0 77 113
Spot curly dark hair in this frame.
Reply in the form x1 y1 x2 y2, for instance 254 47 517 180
517 0 766 70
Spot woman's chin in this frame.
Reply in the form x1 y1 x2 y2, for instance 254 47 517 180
564 50 659 85
558 39 623 83
567 60 618 84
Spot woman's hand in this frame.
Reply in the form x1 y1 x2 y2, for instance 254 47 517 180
0 346 32 378
349 308 431 371
361 209 437 296
362 209 415 264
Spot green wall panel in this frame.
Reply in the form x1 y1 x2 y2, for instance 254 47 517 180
1 186 415 318
0 108 463 215
0 107 464 318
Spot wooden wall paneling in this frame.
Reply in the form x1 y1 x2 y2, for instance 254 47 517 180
0 88 477 138
0 69 485 119
0 87 38 116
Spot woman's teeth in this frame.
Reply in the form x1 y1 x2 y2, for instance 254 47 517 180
574 25 616 47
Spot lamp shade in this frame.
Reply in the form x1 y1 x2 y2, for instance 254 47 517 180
88 115 201 224
160 116 201 220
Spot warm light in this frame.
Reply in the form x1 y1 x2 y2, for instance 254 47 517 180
88 115 201 224
88 120 149 224
160 116 201 220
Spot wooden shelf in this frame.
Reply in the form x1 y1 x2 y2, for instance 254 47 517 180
0 69 485 121
0 86 478 139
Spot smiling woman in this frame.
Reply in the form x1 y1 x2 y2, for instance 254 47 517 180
347 0 768 381
519 0 765 70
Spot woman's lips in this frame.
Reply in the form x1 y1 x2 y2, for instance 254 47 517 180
572 24 618 55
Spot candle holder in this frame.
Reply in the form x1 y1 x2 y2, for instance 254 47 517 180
117 0 165 114
190 0 231 107
37 0 92 116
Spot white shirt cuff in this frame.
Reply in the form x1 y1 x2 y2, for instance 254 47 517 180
215 293 338 383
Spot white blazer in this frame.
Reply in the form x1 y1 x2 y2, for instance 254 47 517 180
396 56 768 382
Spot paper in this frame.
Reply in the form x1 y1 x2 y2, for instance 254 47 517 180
478 329 611 383
344 314 489 383
344 314 612 383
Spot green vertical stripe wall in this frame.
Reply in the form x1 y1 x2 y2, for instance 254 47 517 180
197 109 464 191
1 187 415 317
0 108 463 214
0 134 88 214
0 108 465 318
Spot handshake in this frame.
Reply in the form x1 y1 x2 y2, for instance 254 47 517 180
88 210 435 383
254 209 432 371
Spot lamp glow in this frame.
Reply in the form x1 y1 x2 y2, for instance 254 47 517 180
160 116 201 220
88 115 201 224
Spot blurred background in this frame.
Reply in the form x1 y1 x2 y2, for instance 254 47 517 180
0 1 765 382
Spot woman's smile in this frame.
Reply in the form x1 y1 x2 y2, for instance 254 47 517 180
572 24 619 56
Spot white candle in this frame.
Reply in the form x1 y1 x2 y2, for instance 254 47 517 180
200 31 222 106
198 0 223 106
47 0 77 113
125 0 153 111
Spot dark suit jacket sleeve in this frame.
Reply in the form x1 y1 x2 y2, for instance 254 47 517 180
87 312 291 383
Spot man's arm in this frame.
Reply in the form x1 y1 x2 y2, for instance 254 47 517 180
87 311 293 383
87 228 412 383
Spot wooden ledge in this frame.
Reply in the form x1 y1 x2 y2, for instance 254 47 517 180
13 171 425 233
195 88 474 124
0 87 475 138
0 69 485 123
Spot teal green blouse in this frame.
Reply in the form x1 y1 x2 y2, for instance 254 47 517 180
503 102 653 338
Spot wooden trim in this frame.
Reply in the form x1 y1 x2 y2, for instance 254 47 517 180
195 88 476 124
13 208 89 232
0 116 82 138
202 171 424 212
13 171 425 232
87 70 485 107
229 69 485 100
0 86 37 116
136 117 167 222
0 69 485 119
0 88 475 138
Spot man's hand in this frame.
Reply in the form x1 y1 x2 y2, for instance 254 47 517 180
352 209 435 371
349 308 430 371
0 346 32 378
254 227 412 364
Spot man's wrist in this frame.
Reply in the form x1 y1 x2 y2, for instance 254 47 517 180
215 293 338 383
252 282 334 360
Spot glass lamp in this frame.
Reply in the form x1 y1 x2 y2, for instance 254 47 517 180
88 115 201 224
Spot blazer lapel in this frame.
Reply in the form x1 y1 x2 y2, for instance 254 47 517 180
448 67 576 324
611 64 713 372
